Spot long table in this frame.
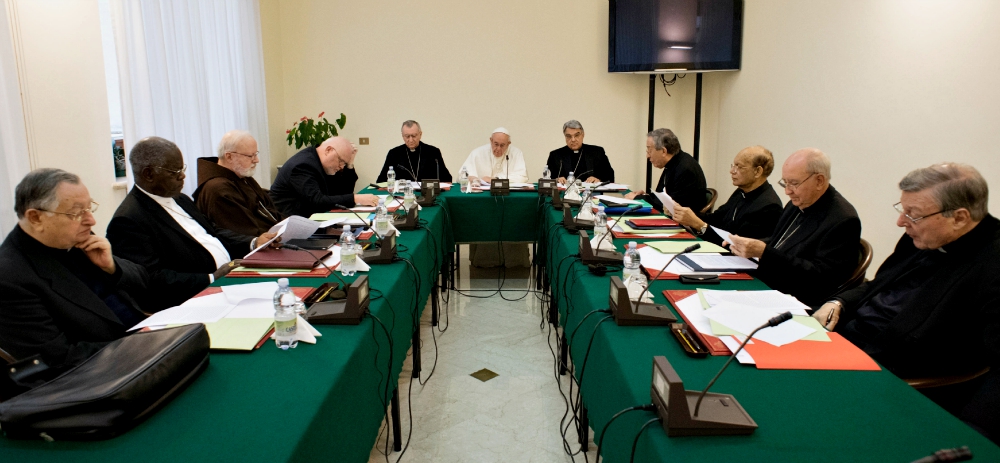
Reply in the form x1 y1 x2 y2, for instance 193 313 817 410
540 202 1000 462
0 200 448 462
3 188 998 462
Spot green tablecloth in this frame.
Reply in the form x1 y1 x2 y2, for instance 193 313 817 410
541 205 1000 462
436 188 541 243
0 204 446 463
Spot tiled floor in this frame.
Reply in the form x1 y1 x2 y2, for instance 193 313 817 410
368 246 599 462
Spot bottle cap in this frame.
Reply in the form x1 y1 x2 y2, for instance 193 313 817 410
628 241 637 249
343 225 351 231
277 277 289 287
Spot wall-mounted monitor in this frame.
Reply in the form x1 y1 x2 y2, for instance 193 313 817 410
609 0 744 73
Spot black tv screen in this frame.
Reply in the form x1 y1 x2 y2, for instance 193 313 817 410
609 0 744 73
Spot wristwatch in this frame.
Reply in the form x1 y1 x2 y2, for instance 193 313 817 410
696 224 708 236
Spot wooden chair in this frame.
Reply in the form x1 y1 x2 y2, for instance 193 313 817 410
905 366 991 390
700 188 718 214
0 346 15 364
835 238 873 293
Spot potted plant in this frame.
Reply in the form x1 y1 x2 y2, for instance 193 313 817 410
285 111 347 149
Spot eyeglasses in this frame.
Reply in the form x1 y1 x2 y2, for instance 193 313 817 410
778 172 816 189
40 201 99 222
329 147 347 168
154 164 187 176
893 202 952 224
227 151 259 159
402 134 421 140
730 164 749 172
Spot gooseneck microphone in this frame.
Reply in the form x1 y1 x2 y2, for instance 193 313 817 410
334 203 381 241
634 243 701 303
506 154 509 180
395 164 418 181
593 204 641 251
693 311 793 417
436 159 440 181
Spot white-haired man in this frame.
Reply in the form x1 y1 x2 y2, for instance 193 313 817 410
461 128 529 184
194 130 284 236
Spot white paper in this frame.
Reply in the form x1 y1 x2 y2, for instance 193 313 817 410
595 183 629 191
590 233 616 252
270 315 321 345
226 298 278 319
719 336 756 365
510 182 534 189
595 195 642 206
129 293 235 331
681 255 758 271
702 302 816 346
244 222 285 258
674 294 715 335
220 282 279 304
652 191 676 216
331 246 370 272
636 246 729 276
711 225 733 244
700 289 810 316
269 216 320 241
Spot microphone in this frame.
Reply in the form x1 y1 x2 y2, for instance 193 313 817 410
693 311 793 417
334 204 380 240
593 204 641 251
436 159 440 181
506 154 509 180
395 164 417 181
911 446 972 463
558 159 563 180
574 170 594 182
634 243 700 303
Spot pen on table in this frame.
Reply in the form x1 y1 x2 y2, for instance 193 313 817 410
826 304 836 327
316 285 336 302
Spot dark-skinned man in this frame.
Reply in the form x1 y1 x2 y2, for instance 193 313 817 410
108 136 277 312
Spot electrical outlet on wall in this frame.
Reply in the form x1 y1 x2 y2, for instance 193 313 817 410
359 137 369 145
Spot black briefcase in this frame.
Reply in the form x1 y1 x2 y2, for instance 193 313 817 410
0 324 210 441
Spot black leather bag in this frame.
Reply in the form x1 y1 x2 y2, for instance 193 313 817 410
0 324 210 440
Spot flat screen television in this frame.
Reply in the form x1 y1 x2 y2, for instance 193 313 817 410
609 0 744 73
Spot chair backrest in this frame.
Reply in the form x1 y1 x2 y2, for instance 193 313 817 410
700 188 718 214
905 366 990 390
835 238 873 294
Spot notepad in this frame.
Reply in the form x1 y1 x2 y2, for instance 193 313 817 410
645 240 728 254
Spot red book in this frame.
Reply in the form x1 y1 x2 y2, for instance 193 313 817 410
627 218 679 227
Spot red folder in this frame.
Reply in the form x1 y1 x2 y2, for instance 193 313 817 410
240 247 332 270
612 230 696 240
627 218 679 227
227 266 332 278
663 290 731 356
742 333 881 371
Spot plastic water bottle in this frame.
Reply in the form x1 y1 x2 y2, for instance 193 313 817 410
542 165 551 180
623 241 641 282
459 167 470 193
340 225 357 276
594 205 608 237
566 171 576 187
374 198 390 236
273 278 298 350
403 181 416 211
387 166 396 193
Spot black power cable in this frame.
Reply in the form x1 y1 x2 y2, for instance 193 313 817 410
629 417 662 463
594 405 656 463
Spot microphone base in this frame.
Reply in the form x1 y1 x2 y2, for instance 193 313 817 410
393 207 419 230
580 250 622 265
306 276 371 326
362 230 397 265
614 301 677 326
563 206 595 231
661 391 757 437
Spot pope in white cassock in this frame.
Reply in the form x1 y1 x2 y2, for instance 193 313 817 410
461 127 529 184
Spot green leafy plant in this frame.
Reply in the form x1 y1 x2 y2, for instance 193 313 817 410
285 111 347 149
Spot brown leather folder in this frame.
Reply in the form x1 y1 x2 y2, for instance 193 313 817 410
240 247 332 269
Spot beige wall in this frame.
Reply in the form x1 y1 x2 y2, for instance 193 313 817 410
259 0 708 191
6 0 121 235
704 0 1000 274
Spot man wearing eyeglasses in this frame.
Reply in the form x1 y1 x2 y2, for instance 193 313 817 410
376 120 453 183
108 137 277 313
624 128 708 213
813 163 1000 442
270 136 380 217
727 148 861 305
194 130 283 236
0 169 148 393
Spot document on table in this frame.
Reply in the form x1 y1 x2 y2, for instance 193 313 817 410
673 293 715 335
595 183 629 191
270 216 321 241
595 195 642 206
711 226 733 244
129 293 235 331
719 336 756 365
652 191 676 215
677 255 758 271
220 281 279 304
310 212 371 227
636 247 732 276
699 289 810 316
645 240 728 254
702 302 817 346
510 182 535 189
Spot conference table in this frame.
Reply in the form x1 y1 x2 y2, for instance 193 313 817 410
2 186 998 462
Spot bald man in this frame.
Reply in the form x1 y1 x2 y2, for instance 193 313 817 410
727 148 861 305
461 128 529 184
269 136 379 217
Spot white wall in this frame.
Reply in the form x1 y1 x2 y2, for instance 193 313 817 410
706 0 1000 273
259 0 709 191
6 0 121 235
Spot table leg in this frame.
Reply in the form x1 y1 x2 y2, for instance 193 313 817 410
559 331 568 376
431 284 439 327
391 387 402 452
548 283 558 327
579 405 590 450
411 330 422 378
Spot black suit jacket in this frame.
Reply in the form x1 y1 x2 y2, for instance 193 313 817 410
755 185 861 306
0 226 147 371
107 188 252 312
270 146 357 217
639 150 708 213
834 216 1000 378
545 144 615 182
376 142 453 182
699 181 783 246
